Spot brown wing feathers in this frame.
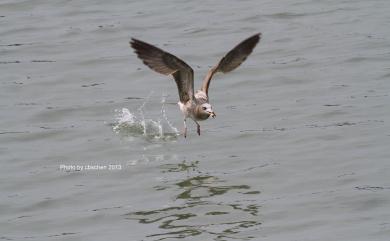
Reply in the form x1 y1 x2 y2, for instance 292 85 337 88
130 39 176 75
130 38 194 103
130 33 261 101
201 33 261 96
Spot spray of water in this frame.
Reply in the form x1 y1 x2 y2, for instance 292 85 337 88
160 95 179 134
113 92 179 140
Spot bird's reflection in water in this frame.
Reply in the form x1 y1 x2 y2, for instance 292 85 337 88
125 160 261 240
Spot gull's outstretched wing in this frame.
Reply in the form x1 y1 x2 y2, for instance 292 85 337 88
201 33 261 97
130 38 194 103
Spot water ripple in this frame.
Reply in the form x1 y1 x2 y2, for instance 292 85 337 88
125 161 262 240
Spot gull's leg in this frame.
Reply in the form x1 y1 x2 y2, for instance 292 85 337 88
193 119 201 136
183 118 187 138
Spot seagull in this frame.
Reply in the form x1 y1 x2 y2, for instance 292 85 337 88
130 33 261 137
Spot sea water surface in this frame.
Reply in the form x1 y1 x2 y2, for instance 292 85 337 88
1 0 390 240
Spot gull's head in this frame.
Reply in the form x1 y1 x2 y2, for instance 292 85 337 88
201 103 216 118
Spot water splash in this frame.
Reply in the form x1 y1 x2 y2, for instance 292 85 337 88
112 93 179 140
160 95 179 134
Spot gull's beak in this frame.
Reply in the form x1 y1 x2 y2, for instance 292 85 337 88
210 112 216 118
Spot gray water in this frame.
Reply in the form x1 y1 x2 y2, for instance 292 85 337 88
1 0 390 240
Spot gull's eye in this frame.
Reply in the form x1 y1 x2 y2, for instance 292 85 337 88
202 107 207 110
